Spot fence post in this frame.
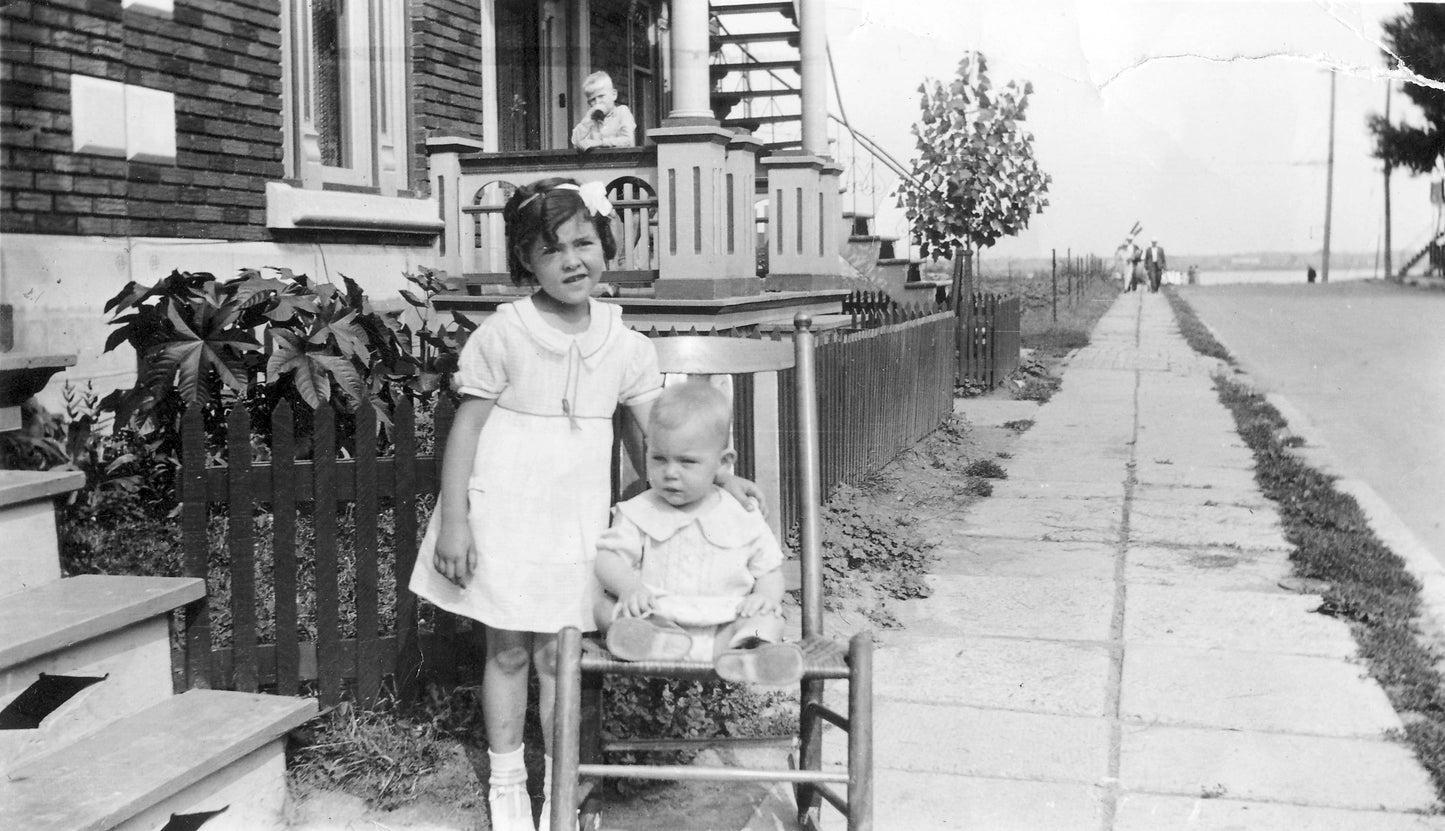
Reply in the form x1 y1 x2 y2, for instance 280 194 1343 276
180 405 212 691
355 396 381 705
227 404 256 693
272 402 299 697
1051 249 1058 324
393 396 424 701
313 405 341 706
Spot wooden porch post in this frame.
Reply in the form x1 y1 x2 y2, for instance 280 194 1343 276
760 0 841 292
648 0 761 299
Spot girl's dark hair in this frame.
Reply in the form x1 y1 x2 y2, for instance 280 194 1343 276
502 177 618 285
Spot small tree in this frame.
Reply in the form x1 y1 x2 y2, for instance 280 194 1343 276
900 52 1050 378
1368 4 1445 176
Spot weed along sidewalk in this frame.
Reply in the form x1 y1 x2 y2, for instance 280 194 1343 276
827 289 1445 830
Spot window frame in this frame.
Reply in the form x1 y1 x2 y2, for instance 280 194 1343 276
278 0 407 195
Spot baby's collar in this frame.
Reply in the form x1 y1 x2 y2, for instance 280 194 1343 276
616 488 764 547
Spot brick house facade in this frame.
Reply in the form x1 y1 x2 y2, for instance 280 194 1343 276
0 0 639 402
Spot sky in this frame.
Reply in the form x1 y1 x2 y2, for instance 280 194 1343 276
802 0 1436 263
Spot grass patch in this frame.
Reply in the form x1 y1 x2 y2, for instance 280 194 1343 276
1162 286 1233 363
289 684 487 811
975 271 1120 355
1167 288 1445 803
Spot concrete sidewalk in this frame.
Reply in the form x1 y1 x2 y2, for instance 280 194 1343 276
814 290 1445 829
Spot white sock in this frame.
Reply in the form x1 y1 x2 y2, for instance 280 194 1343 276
488 744 527 789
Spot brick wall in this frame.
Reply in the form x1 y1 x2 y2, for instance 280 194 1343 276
0 0 282 240
410 0 486 195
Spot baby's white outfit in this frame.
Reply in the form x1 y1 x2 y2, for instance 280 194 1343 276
598 487 785 660
409 297 662 632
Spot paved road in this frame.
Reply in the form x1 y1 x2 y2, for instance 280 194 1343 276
1179 280 1445 567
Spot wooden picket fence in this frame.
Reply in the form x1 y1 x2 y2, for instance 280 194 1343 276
174 307 956 705
959 292 1022 387
843 289 1022 388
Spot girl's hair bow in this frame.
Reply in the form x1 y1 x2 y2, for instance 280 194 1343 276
554 181 614 217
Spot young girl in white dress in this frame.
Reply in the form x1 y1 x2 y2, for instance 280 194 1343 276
409 177 759 831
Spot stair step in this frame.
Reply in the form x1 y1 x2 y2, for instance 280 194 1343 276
723 113 799 128
713 31 797 47
711 60 800 76
1 575 208 770
0 469 86 598
0 689 317 831
0 575 206 672
711 1 797 18
713 88 798 102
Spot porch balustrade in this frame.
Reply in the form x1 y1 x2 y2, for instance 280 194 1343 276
428 134 793 299
427 142 665 289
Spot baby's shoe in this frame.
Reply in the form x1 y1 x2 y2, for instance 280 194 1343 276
488 782 535 831
715 640 805 687
606 617 693 661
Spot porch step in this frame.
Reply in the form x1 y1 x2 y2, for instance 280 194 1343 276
0 688 317 831
1 575 206 769
0 468 85 598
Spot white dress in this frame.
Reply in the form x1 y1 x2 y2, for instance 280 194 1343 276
409 297 662 632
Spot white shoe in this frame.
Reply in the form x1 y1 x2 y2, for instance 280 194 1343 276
488 782 535 831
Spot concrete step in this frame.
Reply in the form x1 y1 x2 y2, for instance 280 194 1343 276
0 469 85 597
1 575 206 769
0 688 317 831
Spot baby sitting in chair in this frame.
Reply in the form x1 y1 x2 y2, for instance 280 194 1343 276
594 379 804 687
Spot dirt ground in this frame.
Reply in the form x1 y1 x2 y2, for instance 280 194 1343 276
286 364 1043 831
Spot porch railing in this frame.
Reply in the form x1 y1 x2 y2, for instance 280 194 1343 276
431 146 661 288
175 308 956 705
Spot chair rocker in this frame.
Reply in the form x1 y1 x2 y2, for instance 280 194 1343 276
550 314 874 830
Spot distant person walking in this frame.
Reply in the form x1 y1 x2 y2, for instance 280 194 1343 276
1144 239 1167 293
1123 241 1143 292
1307 265 1317 284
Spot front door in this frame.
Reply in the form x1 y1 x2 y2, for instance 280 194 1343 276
495 0 541 151
538 0 573 148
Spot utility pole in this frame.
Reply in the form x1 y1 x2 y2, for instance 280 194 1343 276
1384 74 1394 282
1322 69 1336 283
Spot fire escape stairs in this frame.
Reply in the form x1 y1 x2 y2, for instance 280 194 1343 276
1398 228 1445 276
710 1 801 146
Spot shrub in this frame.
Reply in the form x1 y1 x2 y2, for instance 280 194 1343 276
964 458 1007 479
804 483 936 617
98 266 471 462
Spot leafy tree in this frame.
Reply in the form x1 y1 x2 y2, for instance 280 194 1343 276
1369 4 1445 175
899 52 1050 377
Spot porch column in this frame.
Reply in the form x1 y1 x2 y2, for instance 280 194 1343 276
725 132 764 281
424 137 484 277
799 0 828 157
649 127 762 299
648 0 760 299
668 0 713 121
761 155 844 291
